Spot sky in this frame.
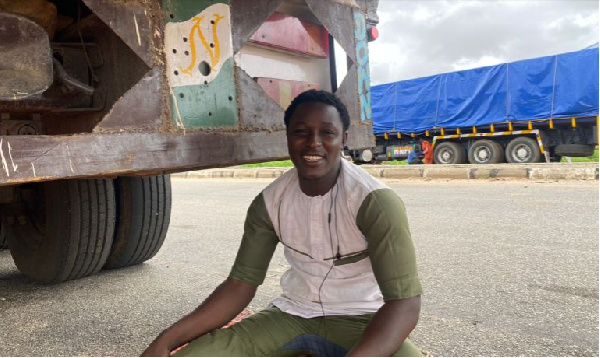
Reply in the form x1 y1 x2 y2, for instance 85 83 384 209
367 0 599 86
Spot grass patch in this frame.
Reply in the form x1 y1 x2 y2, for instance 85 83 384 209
240 160 293 168
384 160 408 165
561 149 599 162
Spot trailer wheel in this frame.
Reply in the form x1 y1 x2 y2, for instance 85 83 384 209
505 137 540 163
433 142 466 164
468 140 505 164
0 222 7 249
358 149 373 163
104 175 172 269
5 179 116 283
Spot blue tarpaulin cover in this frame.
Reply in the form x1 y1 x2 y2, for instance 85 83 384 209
371 45 599 134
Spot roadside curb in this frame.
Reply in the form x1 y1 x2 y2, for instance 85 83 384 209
172 163 599 181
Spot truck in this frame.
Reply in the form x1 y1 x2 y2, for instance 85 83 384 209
346 45 599 164
0 0 378 283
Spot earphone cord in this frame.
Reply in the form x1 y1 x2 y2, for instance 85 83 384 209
317 180 340 332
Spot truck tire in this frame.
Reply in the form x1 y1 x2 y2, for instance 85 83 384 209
5 179 116 283
0 222 7 249
468 140 505 164
553 144 596 157
104 175 172 269
358 149 373 163
433 142 466 164
505 136 541 163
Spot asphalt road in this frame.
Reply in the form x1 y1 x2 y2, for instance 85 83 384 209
0 178 598 356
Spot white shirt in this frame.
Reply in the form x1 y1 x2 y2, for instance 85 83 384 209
262 159 388 318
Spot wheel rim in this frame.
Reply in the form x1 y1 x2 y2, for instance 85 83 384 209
439 149 453 163
475 147 491 163
513 144 532 162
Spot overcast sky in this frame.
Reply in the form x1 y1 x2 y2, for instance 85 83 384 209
368 0 599 86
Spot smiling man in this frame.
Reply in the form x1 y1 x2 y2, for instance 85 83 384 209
142 90 423 357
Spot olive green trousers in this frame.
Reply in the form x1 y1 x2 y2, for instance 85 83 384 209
174 307 422 357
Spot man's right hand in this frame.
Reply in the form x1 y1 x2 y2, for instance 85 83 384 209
141 339 172 357
138 278 257 357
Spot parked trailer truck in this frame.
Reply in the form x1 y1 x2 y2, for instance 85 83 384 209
347 45 598 164
0 0 378 283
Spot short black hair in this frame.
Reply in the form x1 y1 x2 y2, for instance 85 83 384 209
284 89 350 132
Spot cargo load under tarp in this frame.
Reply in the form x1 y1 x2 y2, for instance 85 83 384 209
372 45 599 135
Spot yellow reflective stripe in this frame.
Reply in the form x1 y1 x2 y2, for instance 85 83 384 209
397 132 401 139
571 117 577 128
472 126 477 134
490 124 495 133
549 119 554 129
384 133 389 140
528 121 533 129
508 122 513 131
425 130 430 137
440 128 445 135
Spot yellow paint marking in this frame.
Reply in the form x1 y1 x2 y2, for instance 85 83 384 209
181 13 225 75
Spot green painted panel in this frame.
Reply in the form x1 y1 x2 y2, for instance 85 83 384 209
170 57 238 129
163 0 230 23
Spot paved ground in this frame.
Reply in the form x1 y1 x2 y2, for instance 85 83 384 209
0 178 598 356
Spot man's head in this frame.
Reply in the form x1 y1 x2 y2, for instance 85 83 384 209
284 89 350 132
284 90 350 195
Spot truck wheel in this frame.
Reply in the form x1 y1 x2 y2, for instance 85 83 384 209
0 222 7 249
358 149 373 163
104 175 172 269
468 140 505 164
433 142 466 164
5 179 116 283
505 137 541 163
553 144 596 157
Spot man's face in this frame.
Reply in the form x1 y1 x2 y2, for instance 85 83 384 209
286 102 346 182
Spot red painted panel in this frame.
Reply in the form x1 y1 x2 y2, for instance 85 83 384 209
249 12 329 58
256 77 320 109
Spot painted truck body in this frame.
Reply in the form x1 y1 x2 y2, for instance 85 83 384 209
347 45 599 164
0 0 378 283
